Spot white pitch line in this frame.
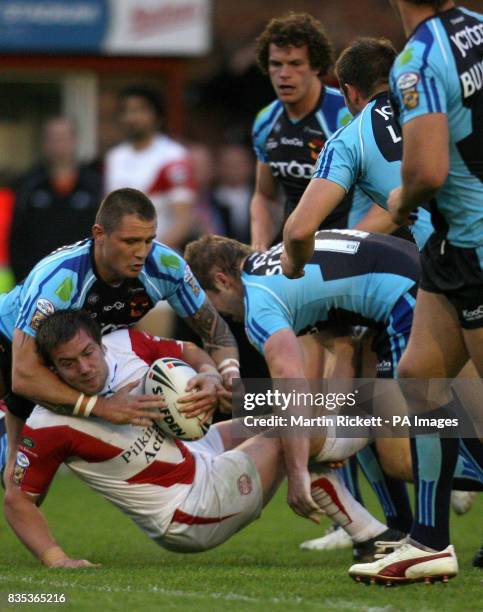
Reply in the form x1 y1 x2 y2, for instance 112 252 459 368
0 575 404 610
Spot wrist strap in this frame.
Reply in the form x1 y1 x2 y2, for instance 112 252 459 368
219 366 240 376
83 395 98 417
73 393 85 416
218 358 240 371
40 545 66 567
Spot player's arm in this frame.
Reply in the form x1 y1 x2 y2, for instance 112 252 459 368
354 202 400 234
282 179 345 278
177 341 223 419
388 114 449 225
185 298 239 376
4 486 98 568
11 330 164 426
263 328 322 523
250 161 281 251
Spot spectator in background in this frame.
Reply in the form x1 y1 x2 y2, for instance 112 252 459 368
213 144 254 244
188 143 226 237
104 86 195 252
9 117 102 282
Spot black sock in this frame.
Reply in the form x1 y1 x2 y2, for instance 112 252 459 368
453 438 483 490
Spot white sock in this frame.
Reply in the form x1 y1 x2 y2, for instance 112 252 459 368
310 467 386 543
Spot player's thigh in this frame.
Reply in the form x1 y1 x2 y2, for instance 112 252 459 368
397 289 468 378
236 434 284 505
375 438 412 481
462 328 483 376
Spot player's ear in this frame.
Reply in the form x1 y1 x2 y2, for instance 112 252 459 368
92 224 106 243
213 270 231 291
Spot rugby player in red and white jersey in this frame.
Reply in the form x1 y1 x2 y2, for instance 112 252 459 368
5 310 393 568
104 87 195 251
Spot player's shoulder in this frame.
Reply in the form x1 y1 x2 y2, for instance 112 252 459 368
144 241 186 278
105 141 132 162
252 99 284 134
101 328 131 353
29 239 92 278
319 86 353 132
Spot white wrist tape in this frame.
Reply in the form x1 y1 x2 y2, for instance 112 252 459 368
83 395 98 417
219 366 240 376
218 358 240 371
73 393 85 416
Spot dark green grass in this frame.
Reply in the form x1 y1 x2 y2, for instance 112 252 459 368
0 473 481 611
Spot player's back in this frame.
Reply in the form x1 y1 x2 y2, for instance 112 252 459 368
390 6 483 248
314 94 434 249
242 231 419 351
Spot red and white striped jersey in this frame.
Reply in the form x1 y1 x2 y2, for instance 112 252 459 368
17 329 197 540
104 134 195 239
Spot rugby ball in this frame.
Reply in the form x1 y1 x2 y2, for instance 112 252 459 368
143 357 211 441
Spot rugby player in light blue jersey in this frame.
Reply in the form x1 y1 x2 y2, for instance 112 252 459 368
0 188 238 494
350 0 483 585
282 37 434 281
184 231 426 554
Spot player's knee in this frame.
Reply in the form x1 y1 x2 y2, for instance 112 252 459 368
396 353 418 379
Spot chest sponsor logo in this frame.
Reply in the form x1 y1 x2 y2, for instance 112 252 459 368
450 23 483 59
121 424 168 465
269 160 314 180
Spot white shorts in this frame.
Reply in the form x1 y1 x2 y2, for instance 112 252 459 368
158 449 263 552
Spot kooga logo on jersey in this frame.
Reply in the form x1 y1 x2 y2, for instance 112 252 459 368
269 161 314 179
281 137 304 147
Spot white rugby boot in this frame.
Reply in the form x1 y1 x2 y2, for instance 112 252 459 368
348 542 458 585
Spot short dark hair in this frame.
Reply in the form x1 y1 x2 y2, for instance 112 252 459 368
184 235 254 292
36 310 102 368
95 188 156 233
119 86 164 117
336 37 397 98
256 12 333 76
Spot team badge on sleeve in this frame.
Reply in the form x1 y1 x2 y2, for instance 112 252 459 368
183 265 201 297
30 298 55 330
13 451 30 485
397 72 420 109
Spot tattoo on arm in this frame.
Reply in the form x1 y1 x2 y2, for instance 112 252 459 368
186 300 237 356
42 403 76 416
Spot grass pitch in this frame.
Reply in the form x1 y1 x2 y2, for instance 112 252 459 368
0 473 481 612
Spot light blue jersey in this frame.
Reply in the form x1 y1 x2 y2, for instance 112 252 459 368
313 92 434 250
0 239 205 342
390 6 483 252
242 231 419 366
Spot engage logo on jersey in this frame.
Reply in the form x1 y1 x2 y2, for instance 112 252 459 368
30 298 55 330
396 72 420 110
